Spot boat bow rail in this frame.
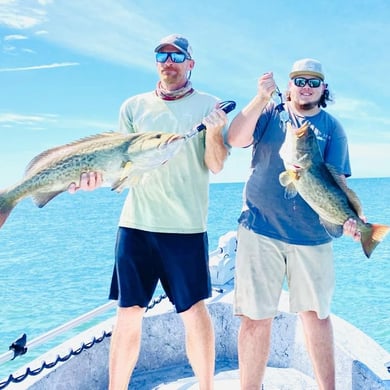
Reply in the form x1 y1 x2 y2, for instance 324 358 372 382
0 294 169 389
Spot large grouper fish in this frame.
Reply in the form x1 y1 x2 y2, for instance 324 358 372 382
0 131 185 229
279 121 390 258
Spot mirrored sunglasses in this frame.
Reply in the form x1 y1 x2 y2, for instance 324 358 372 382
155 52 188 63
293 77 322 88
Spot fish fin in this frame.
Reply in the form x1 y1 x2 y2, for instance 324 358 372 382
109 161 132 192
279 171 298 199
360 223 390 258
111 177 128 193
111 173 147 192
32 191 64 208
25 132 124 176
320 218 343 238
279 171 292 187
0 193 15 229
0 208 13 229
120 162 133 180
111 176 145 192
284 184 298 199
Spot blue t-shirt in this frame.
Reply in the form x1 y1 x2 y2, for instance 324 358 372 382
239 103 351 245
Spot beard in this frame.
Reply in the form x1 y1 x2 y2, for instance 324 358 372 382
161 70 179 83
298 98 321 111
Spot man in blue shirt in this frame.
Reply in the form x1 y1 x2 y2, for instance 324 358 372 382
227 58 360 389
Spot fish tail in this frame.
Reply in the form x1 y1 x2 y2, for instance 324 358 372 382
0 192 15 229
361 223 390 258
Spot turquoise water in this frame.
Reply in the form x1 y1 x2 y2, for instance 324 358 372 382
0 178 389 379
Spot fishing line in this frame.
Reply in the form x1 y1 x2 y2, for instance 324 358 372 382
271 86 290 128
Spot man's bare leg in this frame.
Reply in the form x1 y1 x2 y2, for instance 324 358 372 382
238 316 273 390
180 300 215 390
299 311 335 390
109 306 145 390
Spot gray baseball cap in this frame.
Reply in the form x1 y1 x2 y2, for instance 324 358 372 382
289 58 325 80
154 34 193 58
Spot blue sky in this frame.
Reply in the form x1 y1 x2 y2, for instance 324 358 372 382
0 0 389 188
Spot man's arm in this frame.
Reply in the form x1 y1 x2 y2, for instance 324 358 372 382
202 107 228 174
227 72 276 148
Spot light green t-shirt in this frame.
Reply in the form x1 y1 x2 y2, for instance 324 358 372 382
118 90 219 233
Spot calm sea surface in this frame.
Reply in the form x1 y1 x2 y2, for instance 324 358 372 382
0 178 389 379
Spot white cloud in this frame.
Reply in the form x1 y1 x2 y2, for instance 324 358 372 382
4 34 28 41
21 48 36 54
327 97 390 144
34 2 166 70
0 112 115 133
0 0 47 29
330 98 390 126
0 112 57 126
2 44 16 53
349 143 390 178
63 118 117 132
0 62 79 72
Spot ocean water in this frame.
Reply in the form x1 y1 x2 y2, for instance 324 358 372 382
0 178 389 379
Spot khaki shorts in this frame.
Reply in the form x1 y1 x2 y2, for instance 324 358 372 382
234 225 334 320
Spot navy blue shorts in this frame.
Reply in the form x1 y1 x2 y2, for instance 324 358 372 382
109 227 211 313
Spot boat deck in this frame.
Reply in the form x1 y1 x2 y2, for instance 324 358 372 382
132 362 318 389
3 233 390 389
6 282 390 389
7 288 390 390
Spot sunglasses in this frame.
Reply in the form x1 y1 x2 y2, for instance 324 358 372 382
155 52 189 63
293 77 322 88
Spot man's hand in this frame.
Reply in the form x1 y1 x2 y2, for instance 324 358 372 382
258 72 277 101
202 106 228 136
68 172 103 194
343 218 365 242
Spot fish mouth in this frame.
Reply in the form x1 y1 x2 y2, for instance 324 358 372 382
285 163 303 172
285 154 308 171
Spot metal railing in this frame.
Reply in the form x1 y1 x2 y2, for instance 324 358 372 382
0 300 117 365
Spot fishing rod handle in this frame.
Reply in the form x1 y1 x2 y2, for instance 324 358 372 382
196 100 236 132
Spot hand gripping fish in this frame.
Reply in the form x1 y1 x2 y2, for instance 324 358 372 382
279 122 390 258
0 101 236 230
